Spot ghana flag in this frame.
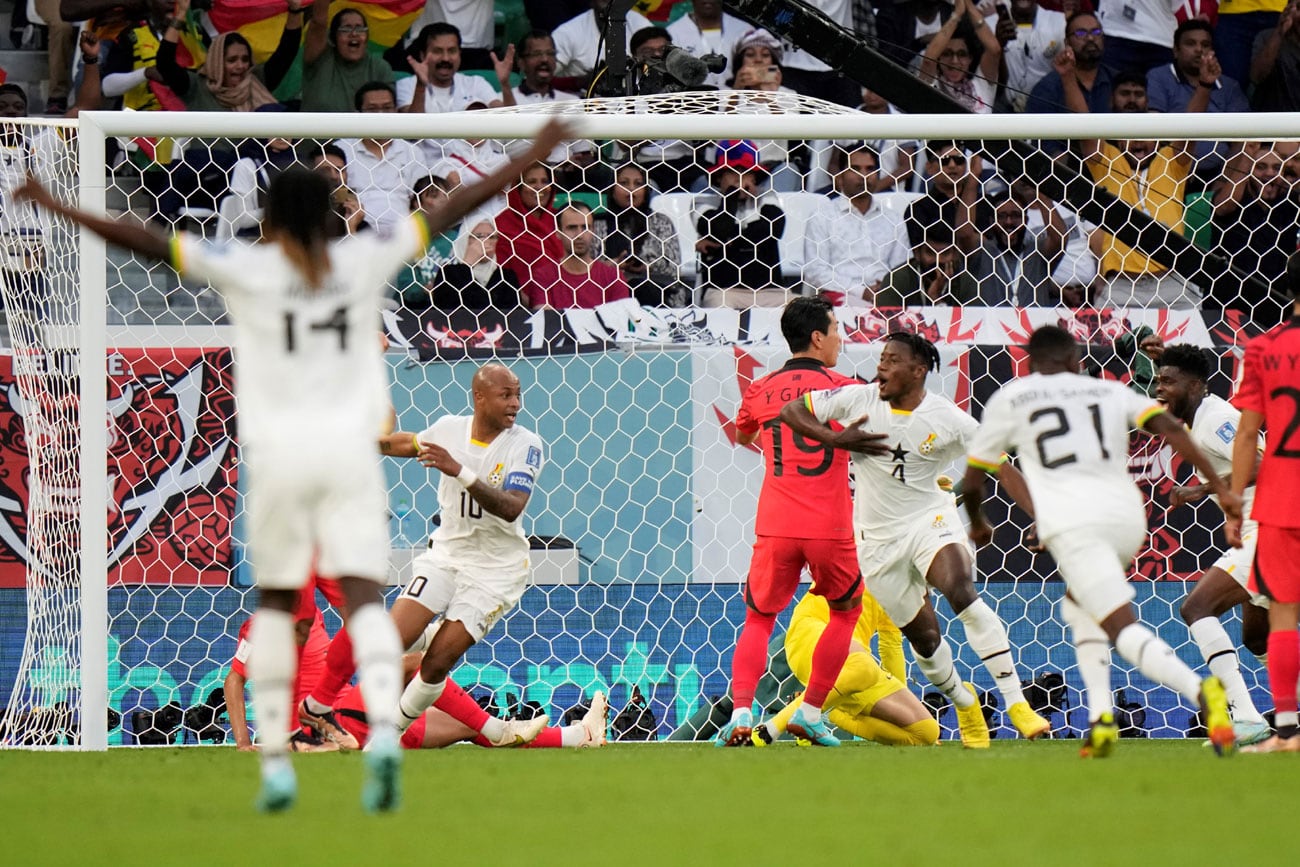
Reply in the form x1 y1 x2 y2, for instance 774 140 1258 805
210 0 424 62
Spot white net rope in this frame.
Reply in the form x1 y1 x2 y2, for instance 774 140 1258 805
2 103 1298 746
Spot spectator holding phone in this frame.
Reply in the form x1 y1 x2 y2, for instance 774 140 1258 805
920 0 1003 113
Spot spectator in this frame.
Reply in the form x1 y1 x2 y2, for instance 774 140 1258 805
876 0 954 67
1217 0 1286 86
404 0 497 70
616 27 704 193
1010 177 1100 307
305 142 369 236
550 139 614 194
804 144 912 307
1147 20 1250 179
770 0 859 105
905 141 986 254
836 88 917 192
425 217 525 313
1209 143 1300 325
1025 12 1115 113
1249 0 1300 112
968 190 1068 305
398 22 510 115
524 203 632 309
919 0 1002 113
1063 48 1210 307
496 162 564 286
696 140 788 309
1097 0 1177 73
552 0 653 84
725 61 803 193
728 26 783 74
991 0 1067 111
429 116 509 195
666 0 748 89
875 233 980 306
33 0 76 114
222 135 299 239
595 163 689 307
301 4 394 112
334 82 429 232
512 31 580 106
392 175 462 309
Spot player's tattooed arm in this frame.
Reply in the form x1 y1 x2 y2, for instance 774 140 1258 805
378 431 422 457
414 440 530 521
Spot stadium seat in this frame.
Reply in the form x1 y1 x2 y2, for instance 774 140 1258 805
774 191 827 282
649 191 706 285
555 191 606 214
1183 191 1214 250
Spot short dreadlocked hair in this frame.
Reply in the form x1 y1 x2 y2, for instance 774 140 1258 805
886 331 941 372
1158 344 1212 382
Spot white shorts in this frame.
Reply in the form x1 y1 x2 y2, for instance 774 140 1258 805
245 445 389 589
1210 519 1270 609
400 549 529 641
1045 520 1146 624
856 507 973 627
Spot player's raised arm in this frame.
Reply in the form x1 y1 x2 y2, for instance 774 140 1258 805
425 117 575 237
14 175 170 262
1145 412 1241 519
379 431 424 458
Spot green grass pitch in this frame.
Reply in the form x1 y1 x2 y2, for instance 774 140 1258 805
2 740 1294 866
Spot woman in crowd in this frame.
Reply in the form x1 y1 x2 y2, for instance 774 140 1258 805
918 0 1002 114
596 164 688 307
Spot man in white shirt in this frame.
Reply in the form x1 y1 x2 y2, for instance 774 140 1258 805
405 0 496 69
963 325 1239 757
511 31 580 165
666 0 748 89
337 83 430 233
774 0 858 104
1098 0 1179 73
991 0 1067 111
552 0 652 81
397 22 506 114
804 144 911 306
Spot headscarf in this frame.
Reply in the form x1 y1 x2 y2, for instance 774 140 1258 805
202 33 277 112
495 182 563 281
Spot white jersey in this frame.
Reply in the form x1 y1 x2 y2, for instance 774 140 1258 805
420 414 544 570
969 372 1163 541
1188 394 1259 521
173 216 428 453
807 383 979 538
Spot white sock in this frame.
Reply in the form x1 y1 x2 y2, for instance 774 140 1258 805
248 608 297 758
561 724 586 747
397 674 446 733
1189 617 1264 724
304 695 332 715
405 621 439 655
1061 597 1114 722
1115 622 1201 704
480 716 508 742
794 701 822 721
957 599 1027 707
348 603 403 738
730 705 752 723
916 639 975 708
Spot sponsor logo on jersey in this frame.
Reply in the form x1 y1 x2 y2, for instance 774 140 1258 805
918 432 938 455
526 445 542 468
1216 422 1236 444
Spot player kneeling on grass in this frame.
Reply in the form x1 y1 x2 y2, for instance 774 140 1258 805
963 325 1239 758
330 653 608 750
754 590 939 747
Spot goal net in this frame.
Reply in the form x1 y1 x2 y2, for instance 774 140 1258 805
3 95 1298 748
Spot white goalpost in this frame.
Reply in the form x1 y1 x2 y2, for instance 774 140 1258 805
3 101 1300 749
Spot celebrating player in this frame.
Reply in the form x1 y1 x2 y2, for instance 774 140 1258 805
716 297 891 748
782 331 1050 748
963 325 1239 758
13 115 572 813
1227 251 1300 753
753 589 939 747
1154 343 1271 746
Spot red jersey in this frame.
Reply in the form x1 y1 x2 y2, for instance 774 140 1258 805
230 611 329 706
1232 318 1300 528
735 358 857 539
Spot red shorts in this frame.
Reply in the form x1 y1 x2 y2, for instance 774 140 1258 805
745 535 862 614
1251 524 1300 604
335 690 425 750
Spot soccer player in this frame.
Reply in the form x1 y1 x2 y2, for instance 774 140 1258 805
753 589 939 747
782 331 1050 748
963 325 1239 758
1154 343 1271 746
14 116 571 812
716 297 891 748
1226 251 1300 753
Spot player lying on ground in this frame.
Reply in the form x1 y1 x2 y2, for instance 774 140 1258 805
301 363 548 740
753 590 939 747
1155 343 1272 746
331 654 608 750
964 325 1239 758
782 331 1049 748
14 116 573 814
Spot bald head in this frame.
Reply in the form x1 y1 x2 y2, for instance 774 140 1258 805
472 363 522 431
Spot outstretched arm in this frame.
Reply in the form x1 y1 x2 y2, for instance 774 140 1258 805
422 117 574 238
778 397 891 455
15 176 170 262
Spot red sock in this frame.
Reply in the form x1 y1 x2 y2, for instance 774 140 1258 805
432 679 490 731
731 609 778 713
803 604 860 710
311 628 356 708
1267 630 1300 719
523 726 563 748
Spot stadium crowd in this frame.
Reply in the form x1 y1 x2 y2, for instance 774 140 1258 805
2 0 1299 323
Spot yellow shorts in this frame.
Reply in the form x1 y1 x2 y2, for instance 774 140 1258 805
784 613 906 718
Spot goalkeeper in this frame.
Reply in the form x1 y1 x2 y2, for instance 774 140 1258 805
754 590 938 747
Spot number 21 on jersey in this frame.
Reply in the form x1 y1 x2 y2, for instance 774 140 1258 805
1029 402 1111 468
